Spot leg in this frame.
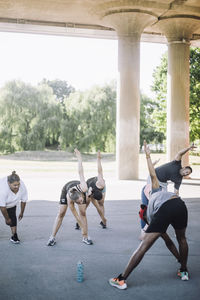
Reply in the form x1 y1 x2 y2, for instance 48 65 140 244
7 206 19 243
78 204 88 238
51 204 68 237
161 232 180 261
78 204 93 245
175 228 188 271
91 193 107 225
122 232 160 279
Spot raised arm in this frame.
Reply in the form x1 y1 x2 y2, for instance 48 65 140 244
175 142 196 161
144 140 159 190
96 150 105 189
74 148 87 193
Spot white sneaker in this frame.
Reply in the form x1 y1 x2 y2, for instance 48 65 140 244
47 236 56 246
82 237 93 245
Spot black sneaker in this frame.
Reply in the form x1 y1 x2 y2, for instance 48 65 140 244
10 233 20 244
100 221 107 229
75 223 80 230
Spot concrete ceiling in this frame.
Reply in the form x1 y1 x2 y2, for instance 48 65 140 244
0 0 200 45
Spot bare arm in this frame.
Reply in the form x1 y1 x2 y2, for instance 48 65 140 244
69 201 83 228
174 188 179 196
96 150 105 189
18 201 26 221
144 140 159 190
0 206 12 225
153 158 160 166
74 148 87 193
175 143 197 161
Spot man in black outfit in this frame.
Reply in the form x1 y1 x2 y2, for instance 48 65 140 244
146 143 196 195
109 141 189 290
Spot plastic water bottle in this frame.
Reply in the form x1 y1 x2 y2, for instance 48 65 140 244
77 261 84 282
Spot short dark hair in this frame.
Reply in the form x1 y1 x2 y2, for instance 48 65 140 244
185 166 193 173
7 171 20 183
68 188 81 201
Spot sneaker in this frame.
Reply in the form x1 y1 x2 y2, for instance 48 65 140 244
177 270 189 281
75 223 80 230
47 236 56 246
109 274 127 290
100 221 107 229
82 237 93 245
10 233 20 244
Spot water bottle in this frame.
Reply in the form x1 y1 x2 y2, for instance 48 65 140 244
77 261 84 282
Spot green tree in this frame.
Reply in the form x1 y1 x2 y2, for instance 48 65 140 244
151 48 200 141
151 52 168 137
0 81 62 153
189 48 200 141
60 82 116 152
140 93 165 148
41 79 75 103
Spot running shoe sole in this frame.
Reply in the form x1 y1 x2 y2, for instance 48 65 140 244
10 239 20 244
177 270 189 281
109 278 127 290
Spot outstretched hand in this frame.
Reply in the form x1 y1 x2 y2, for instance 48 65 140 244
143 140 151 156
97 150 102 159
190 142 197 151
74 148 81 159
153 158 160 166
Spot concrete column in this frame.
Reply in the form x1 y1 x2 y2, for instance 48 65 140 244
167 40 190 167
158 18 200 166
116 33 140 179
103 12 156 179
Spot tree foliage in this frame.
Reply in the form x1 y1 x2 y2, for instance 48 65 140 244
140 93 165 148
151 48 200 142
151 52 168 136
60 82 116 152
41 79 75 103
189 48 200 141
0 81 62 153
0 80 116 153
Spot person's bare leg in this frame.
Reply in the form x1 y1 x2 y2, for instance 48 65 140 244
175 228 188 271
91 197 107 225
11 226 17 235
51 204 68 237
161 233 180 261
78 204 88 239
122 232 161 279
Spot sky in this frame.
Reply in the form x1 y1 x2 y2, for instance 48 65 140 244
0 31 167 97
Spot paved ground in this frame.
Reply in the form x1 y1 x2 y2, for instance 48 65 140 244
0 184 200 300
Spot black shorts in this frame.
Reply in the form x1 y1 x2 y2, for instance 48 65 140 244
7 206 17 227
60 188 68 205
146 198 188 233
59 181 80 205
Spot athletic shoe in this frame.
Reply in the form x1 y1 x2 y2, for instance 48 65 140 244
75 223 80 230
109 274 127 290
10 233 20 244
177 270 189 281
47 236 56 246
82 237 93 245
100 221 107 229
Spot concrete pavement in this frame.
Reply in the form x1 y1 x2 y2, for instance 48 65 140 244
0 183 200 300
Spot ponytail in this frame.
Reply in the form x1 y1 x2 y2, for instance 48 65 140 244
7 171 20 183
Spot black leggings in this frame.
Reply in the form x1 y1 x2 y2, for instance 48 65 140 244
7 206 17 227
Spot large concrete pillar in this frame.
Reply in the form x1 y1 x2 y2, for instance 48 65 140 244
103 12 156 179
158 18 200 167
167 40 190 167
